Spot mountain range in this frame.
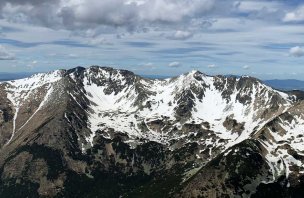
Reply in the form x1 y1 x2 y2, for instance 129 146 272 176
0 66 304 197
2 72 304 91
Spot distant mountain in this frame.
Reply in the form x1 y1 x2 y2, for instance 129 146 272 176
141 74 304 91
263 79 304 91
1 66 304 197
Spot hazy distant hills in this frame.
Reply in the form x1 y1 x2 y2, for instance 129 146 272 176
0 72 36 81
264 79 304 91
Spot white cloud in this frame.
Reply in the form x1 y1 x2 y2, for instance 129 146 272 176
87 37 112 46
168 61 181 67
168 30 193 40
283 6 304 22
27 60 38 68
289 46 304 57
235 1 281 13
138 0 215 23
0 45 15 60
233 1 284 22
0 0 304 79
242 65 250 69
68 53 77 57
144 62 153 67
0 0 216 33
207 64 217 68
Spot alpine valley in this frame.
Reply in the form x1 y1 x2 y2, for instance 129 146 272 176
1 66 304 198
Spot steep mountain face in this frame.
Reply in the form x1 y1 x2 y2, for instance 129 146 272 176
0 66 303 198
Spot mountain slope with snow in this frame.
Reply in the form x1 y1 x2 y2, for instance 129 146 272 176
0 66 303 197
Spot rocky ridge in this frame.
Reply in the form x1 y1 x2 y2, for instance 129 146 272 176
0 66 303 197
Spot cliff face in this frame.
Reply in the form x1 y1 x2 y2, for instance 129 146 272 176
0 66 303 198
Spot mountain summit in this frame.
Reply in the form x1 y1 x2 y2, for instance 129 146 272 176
0 66 304 197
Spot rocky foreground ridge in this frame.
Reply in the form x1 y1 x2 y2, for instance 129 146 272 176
0 66 304 197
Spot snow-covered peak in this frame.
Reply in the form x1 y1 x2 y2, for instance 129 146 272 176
1 69 64 146
186 70 202 76
62 66 295 149
3 70 63 90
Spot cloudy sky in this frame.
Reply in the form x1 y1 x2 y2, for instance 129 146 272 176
0 0 304 79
